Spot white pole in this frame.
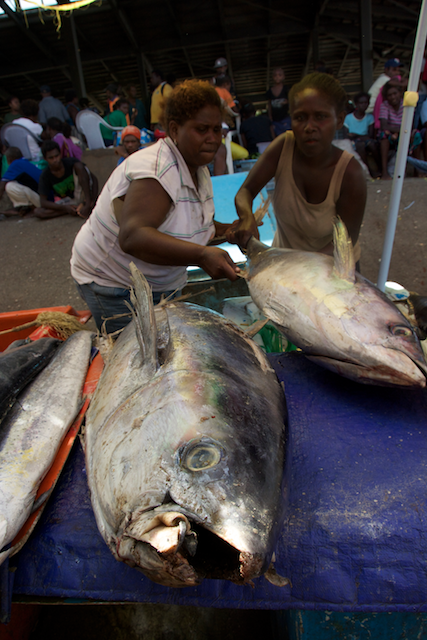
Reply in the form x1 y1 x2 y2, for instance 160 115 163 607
377 0 427 291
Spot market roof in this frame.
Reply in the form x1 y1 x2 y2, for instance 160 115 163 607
0 0 423 114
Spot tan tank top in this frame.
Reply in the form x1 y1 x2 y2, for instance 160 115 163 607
272 131 361 262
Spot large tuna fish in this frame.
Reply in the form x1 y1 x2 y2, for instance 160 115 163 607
85 264 287 588
245 219 427 387
0 331 93 564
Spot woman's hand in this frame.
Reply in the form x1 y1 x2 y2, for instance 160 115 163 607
198 246 240 281
225 216 259 247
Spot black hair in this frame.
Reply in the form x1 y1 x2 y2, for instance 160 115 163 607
41 140 61 158
242 102 256 117
106 83 118 94
353 91 370 104
20 99 39 118
65 89 77 103
151 69 164 80
6 146 23 162
288 72 348 114
215 75 231 88
114 98 129 110
46 117 71 138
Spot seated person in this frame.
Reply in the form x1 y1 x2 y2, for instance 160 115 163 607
215 75 239 128
115 125 142 166
240 103 275 155
13 99 43 167
3 96 21 124
35 140 98 219
343 91 380 177
0 146 41 215
378 82 421 179
101 99 133 147
46 117 83 161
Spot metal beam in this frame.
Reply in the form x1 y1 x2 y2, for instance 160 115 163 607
359 0 373 91
164 0 195 77
0 0 55 63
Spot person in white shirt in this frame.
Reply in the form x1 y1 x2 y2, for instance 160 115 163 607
366 58 403 113
12 99 43 166
71 79 241 333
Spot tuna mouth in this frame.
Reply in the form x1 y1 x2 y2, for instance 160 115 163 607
118 506 265 587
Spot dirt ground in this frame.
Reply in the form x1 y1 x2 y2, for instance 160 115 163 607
1 177 427 315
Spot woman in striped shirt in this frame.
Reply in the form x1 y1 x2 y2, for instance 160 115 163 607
378 83 403 180
71 79 240 333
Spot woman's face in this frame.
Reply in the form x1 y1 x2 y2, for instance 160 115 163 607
119 103 129 116
169 105 222 171
291 88 344 157
123 135 140 154
386 87 401 107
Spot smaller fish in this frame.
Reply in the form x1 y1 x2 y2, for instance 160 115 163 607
0 331 93 564
0 338 61 425
244 219 427 387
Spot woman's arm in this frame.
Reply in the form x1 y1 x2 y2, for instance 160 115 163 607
230 134 285 247
333 157 367 253
118 178 240 281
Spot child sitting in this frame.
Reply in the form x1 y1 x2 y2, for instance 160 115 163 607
344 92 380 177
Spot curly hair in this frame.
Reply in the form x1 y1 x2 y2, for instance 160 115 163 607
20 99 39 118
289 72 348 115
353 91 370 104
163 79 222 134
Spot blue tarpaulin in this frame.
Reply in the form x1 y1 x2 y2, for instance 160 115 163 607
11 352 427 611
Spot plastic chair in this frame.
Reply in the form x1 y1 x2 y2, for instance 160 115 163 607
0 124 41 160
75 110 124 150
256 141 271 154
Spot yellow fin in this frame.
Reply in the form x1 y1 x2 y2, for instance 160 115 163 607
332 217 355 282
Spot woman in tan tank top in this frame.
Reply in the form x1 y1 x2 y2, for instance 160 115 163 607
230 73 367 263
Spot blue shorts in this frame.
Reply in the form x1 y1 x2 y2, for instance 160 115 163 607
75 281 179 334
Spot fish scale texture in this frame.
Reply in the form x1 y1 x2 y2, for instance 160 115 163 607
11 352 427 611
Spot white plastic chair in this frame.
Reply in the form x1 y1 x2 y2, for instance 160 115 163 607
75 110 124 150
0 124 41 160
256 141 271 154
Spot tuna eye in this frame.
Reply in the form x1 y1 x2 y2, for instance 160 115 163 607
180 439 223 472
390 324 413 337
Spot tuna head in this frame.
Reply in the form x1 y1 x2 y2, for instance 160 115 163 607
246 220 427 387
93 366 287 588
88 265 287 588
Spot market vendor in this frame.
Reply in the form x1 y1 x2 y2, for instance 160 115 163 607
70 79 240 333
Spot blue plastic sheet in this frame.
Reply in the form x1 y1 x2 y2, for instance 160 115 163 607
11 353 427 611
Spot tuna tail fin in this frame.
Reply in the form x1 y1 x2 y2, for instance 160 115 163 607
245 236 270 260
332 217 356 283
129 262 158 371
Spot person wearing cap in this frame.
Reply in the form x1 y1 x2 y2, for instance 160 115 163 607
115 126 143 166
366 59 403 113
38 85 70 125
213 57 236 96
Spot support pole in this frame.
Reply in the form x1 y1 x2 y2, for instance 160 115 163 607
377 0 427 291
359 0 373 91
70 15 86 97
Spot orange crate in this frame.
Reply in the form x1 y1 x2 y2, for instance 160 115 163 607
0 306 91 352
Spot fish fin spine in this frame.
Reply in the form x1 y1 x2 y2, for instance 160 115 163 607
332 217 356 283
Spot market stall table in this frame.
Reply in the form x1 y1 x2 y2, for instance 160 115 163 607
6 351 427 613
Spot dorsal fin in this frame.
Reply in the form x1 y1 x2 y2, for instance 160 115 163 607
245 236 270 259
332 217 356 283
129 263 158 371
244 317 269 338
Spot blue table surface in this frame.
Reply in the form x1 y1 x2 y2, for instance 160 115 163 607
11 353 427 611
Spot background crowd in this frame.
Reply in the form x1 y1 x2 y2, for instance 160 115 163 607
1 52 427 221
